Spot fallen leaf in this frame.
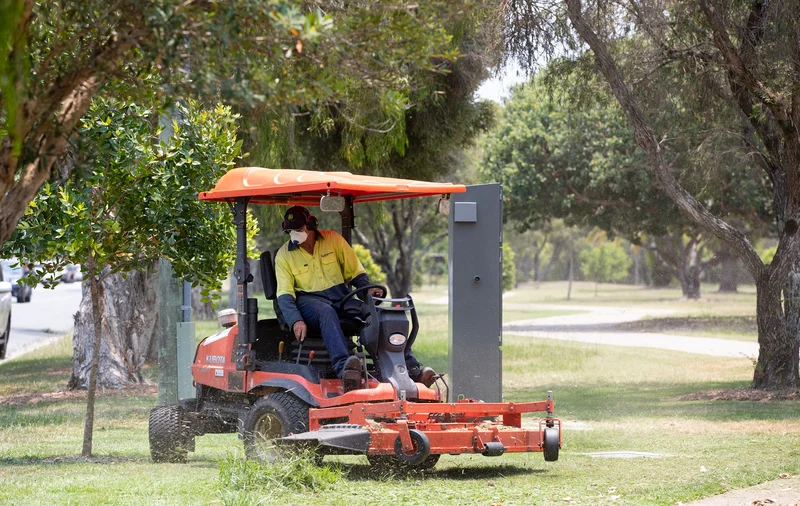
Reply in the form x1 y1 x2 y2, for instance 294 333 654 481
608 486 617 493
563 498 574 503
700 466 708 472
487 480 495 487
779 473 793 479
295 40 303 54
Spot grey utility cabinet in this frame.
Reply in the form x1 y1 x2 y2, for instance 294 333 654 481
448 183 503 402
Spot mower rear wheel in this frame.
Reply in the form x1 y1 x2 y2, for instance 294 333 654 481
543 426 560 462
243 392 310 463
149 405 193 463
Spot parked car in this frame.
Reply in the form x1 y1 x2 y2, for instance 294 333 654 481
0 259 32 303
0 265 12 359
62 264 82 283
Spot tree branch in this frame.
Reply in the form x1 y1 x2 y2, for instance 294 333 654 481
413 232 448 269
564 0 765 279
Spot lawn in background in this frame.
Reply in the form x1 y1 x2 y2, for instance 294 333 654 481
1 285 796 506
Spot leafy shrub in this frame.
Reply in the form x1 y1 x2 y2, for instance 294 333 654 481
354 244 386 285
580 242 632 293
502 243 516 292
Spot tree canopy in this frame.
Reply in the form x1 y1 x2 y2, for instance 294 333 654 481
0 0 463 248
502 0 800 388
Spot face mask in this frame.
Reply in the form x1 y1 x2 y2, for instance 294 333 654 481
289 230 308 246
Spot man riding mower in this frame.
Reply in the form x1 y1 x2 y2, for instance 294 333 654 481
148 167 561 469
275 205 437 393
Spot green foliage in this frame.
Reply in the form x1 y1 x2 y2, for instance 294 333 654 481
481 81 770 242
502 243 516 292
579 242 632 287
0 0 465 253
760 246 777 265
353 244 386 285
3 99 250 298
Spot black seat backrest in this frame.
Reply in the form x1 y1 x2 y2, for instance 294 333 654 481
260 251 277 300
261 250 290 331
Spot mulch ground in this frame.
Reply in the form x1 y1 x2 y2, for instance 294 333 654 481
0 383 157 407
680 388 800 402
615 316 757 334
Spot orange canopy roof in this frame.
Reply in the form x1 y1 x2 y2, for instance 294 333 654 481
199 167 466 205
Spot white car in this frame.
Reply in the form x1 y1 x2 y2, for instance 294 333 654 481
0 265 12 359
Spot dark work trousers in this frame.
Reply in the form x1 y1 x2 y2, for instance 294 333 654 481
296 296 421 378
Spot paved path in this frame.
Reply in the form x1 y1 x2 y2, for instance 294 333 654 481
503 304 759 359
686 475 800 505
0 282 83 363
425 291 759 359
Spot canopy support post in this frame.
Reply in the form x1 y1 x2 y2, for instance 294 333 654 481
340 195 355 245
233 197 254 371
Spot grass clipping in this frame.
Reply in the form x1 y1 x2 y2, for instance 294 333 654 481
219 453 343 495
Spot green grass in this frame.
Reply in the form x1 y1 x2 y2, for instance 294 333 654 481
503 281 758 317
1 293 797 505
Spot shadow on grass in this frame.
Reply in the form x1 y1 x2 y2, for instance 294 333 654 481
341 462 542 481
506 381 800 422
0 455 143 466
0 355 73 396
0 453 221 469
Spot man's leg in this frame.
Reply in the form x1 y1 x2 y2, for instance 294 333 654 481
405 348 421 370
405 348 437 387
297 299 352 377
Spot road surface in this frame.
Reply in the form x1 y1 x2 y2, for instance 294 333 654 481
502 303 759 359
0 282 83 363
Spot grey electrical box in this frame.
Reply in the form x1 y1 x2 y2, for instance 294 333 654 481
454 202 477 222
448 184 502 402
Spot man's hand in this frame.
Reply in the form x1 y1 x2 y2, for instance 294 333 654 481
293 320 307 342
368 287 385 298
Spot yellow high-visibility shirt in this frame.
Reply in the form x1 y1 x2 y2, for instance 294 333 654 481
275 229 367 300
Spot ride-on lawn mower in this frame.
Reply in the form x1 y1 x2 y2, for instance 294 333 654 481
148 167 561 468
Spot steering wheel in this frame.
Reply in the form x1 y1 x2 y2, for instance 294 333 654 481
337 284 387 310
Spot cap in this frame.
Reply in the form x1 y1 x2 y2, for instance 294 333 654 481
282 206 311 231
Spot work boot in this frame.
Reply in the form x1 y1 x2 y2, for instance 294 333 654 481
341 355 362 393
409 366 437 388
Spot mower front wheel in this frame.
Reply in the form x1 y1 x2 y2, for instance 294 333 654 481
543 426 560 462
394 429 431 465
243 392 310 463
149 405 193 463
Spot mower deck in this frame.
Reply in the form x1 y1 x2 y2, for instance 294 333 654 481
281 396 561 461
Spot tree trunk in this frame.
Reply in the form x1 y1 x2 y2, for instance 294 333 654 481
81 252 102 457
191 284 218 320
69 265 160 390
718 253 739 292
566 242 574 300
537 242 563 281
358 200 443 299
679 269 701 300
752 273 800 389
388 254 413 299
